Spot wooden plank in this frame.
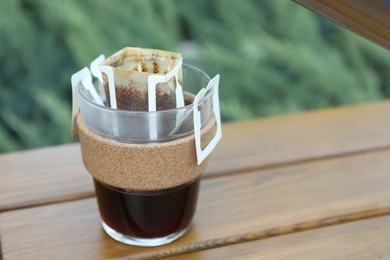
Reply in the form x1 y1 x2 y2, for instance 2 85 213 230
168 214 390 259
295 0 390 51
1 148 390 259
124 207 390 260
207 100 390 176
2 101 390 212
0 144 94 212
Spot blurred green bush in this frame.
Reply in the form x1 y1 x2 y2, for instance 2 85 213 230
1 0 390 153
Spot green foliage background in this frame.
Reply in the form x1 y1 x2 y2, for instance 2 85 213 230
1 0 390 153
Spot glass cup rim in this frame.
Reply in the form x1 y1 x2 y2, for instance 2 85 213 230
79 63 212 115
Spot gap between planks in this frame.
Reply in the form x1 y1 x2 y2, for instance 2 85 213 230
0 231 3 260
116 206 390 260
0 191 95 213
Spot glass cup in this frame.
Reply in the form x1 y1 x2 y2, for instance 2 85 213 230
77 64 216 246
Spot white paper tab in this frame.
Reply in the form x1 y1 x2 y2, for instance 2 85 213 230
90 55 105 97
70 67 90 137
99 65 117 109
146 56 185 140
81 79 104 106
90 55 105 84
172 57 185 108
193 75 222 164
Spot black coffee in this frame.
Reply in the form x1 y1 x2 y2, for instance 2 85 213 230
94 178 200 238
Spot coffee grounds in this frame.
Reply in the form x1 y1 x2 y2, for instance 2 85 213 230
101 48 182 111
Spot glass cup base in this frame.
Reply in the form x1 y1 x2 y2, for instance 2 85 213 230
101 220 191 247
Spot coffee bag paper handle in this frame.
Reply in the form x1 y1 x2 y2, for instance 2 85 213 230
90 55 105 84
99 65 117 109
147 57 185 140
81 79 104 106
147 57 185 111
172 57 185 108
71 67 103 137
90 55 105 96
99 65 120 137
193 75 222 165
146 74 164 140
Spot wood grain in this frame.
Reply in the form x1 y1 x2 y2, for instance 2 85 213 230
1 148 390 259
128 207 390 260
167 214 390 260
295 0 390 50
207 100 390 177
0 144 94 212
2 101 390 212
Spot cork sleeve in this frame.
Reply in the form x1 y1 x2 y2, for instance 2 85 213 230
77 113 216 191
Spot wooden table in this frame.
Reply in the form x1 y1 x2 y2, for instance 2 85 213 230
2 101 390 259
